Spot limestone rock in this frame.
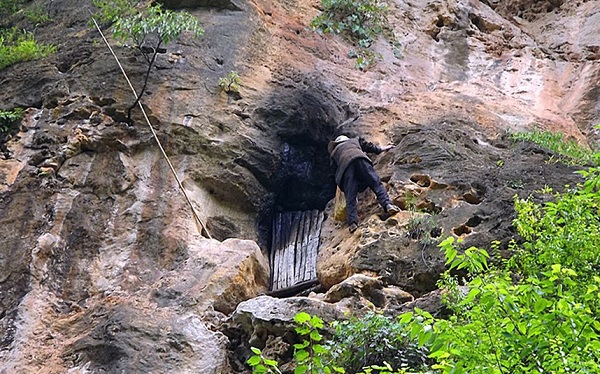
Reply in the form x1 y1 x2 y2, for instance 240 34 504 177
226 295 346 370
1 0 600 372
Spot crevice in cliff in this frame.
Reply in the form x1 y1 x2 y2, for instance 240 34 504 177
251 89 351 295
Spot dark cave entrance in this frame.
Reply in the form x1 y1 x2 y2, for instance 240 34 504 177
264 137 336 296
254 90 352 296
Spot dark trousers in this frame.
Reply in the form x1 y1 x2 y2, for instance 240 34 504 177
340 159 391 225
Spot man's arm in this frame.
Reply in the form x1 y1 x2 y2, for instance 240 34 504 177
359 137 394 154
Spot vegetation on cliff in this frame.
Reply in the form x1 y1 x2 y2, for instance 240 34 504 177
249 136 600 373
0 1 55 70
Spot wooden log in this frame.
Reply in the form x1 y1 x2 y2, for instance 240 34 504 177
282 212 293 289
272 213 282 291
314 211 325 279
297 211 310 282
305 209 324 280
270 214 277 290
287 211 301 288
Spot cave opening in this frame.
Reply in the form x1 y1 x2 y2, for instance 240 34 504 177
255 90 350 295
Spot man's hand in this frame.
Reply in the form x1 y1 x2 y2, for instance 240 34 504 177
381 144 395 152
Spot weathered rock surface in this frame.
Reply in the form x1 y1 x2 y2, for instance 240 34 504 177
317 119 582 295
226 295 346 371
1 0 599 372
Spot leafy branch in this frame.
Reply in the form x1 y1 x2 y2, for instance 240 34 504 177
96 2 204 121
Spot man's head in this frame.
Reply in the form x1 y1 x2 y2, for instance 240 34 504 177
334 135 350 143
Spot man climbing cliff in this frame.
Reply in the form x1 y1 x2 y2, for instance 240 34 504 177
328 135 400 233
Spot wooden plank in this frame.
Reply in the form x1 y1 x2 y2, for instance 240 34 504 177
297 211 310 283
272 213 282 291
302 210 316 281
270 213 277 290
282 212 292 289
269 209 325 292
288 211 302 287
305 209 323 281
277 212 287 290
303 210 315 281
313 210 325 280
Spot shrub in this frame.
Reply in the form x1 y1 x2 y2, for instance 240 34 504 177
0 0 23 16
510 129 599 166
98 2 203 120
311 0 388 46
218 70 241 94
328 312 430 373
401 164 600 373
248 312 344 374
310 0 389 69
0 107 23 133
24 5 52 26
0 27 56 70
92 0 138 25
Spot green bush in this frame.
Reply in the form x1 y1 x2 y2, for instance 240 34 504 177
94 2 203 120
0 0 23 15
400 164 600 373
328 312 430 373
92 0 138 25
0 27 56 70
310 0 389 69
0 107 23 133
248 312 344 374
218 70 241 93
510 129 599 166
24 5 52 25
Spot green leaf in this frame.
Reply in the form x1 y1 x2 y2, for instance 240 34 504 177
398 312 413 324
534 298 548 313
295 364 309 374
247 355 261 366
294 312 312 324
250 347 262 355
429 350 451 359
312 344 328 354
294 350 310 361
294 341 310 350
309 330 322 342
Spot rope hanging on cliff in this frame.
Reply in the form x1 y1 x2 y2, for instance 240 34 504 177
90 13 212 240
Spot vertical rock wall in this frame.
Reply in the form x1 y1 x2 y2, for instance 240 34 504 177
0 0 599 372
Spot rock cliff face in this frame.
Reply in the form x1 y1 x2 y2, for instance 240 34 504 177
0 0 598 372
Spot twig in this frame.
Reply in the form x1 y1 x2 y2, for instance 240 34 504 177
127 42 161 120
89 12 212 239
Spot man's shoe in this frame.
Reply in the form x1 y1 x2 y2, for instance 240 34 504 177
349 223 358 233
385 204 400 215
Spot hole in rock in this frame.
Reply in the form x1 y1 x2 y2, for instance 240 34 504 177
430 227 442 238
453 224 472 236
416 199 442 214
463 192 483 204
429 180 448 190
466 215 483 227
410 174 431 187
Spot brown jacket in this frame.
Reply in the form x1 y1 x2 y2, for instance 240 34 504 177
328 137 382 185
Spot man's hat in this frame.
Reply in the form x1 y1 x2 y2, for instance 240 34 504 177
334 135 350 143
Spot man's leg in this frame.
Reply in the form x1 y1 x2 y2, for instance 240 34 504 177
356 160 399 214
340 163 359 228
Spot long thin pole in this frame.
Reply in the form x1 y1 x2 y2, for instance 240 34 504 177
90 14 212 239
